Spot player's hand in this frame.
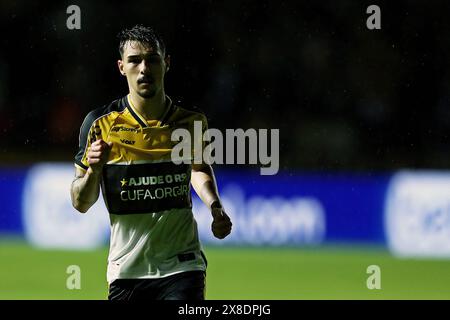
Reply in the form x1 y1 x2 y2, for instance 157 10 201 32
87 139 113 175
211 204 232 239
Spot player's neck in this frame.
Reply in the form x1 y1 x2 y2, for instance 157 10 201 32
129 90 167 121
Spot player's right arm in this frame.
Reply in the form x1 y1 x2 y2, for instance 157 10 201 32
71 139 112 213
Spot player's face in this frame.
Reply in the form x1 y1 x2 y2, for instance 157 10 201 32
118 41 170 99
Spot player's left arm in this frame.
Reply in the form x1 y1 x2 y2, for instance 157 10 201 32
191 163 232 239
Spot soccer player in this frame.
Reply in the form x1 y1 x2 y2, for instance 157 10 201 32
70 25 232 300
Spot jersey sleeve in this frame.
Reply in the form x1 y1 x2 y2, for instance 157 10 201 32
74 111 101 171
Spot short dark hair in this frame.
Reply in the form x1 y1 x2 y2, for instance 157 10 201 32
117 25 166 58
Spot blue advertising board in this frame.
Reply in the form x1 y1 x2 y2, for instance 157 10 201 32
1 164 450 258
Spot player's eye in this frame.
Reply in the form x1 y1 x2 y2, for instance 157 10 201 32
147 57 161 64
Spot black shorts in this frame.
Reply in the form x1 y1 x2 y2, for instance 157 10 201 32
108 271 206 301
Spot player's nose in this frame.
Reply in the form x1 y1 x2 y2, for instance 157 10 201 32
139 60 150 73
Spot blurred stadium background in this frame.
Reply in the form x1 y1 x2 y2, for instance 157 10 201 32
1 0 450 299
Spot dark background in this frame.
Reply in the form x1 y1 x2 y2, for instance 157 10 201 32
0 0 449 171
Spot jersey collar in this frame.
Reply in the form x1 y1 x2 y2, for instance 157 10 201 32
125 94 174 128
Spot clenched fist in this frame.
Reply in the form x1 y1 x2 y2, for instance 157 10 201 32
87 139 113 175
211 202 232 239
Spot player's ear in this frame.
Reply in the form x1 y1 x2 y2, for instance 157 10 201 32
164 55 171 72
117 59 126 76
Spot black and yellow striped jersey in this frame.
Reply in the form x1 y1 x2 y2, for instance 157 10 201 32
75 95 207 282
